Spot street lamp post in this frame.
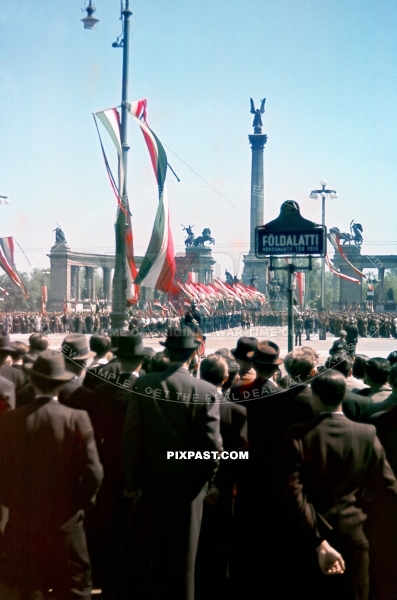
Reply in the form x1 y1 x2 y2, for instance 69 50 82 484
0 196 10 205
309 179 338 310
82 0 132 331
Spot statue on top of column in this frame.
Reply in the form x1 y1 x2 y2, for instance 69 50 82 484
54 224 66 244
250 98 266 134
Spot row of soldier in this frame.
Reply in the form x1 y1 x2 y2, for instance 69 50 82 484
2 308 397 340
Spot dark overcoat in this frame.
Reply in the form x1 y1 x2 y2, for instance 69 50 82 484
0 398 103 599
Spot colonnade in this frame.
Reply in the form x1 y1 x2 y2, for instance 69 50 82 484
70 266 113 302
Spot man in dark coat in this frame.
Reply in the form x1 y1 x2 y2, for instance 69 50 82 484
58 334 96 413
0 340 29 391
304 313 314 340
286 369 397 600
229 336 258 390
230 341 290 595
345 317 359 354
0 332 16 411
118 327 222 600
196 354 247 600
329 330 348 355
0 350 103 600
88 333 152 598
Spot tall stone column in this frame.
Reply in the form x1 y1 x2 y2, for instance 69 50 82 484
75 266 81 302
71 266 77 299
103 267 111 301
248 134 267 255
378 267 385 303
242 102 268 293
86 267 95 301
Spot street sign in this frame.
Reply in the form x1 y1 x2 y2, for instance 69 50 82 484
255 225 326 257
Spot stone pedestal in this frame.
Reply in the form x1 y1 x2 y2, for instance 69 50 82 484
242 133 268 292
185 246 215 284
47 242 70 312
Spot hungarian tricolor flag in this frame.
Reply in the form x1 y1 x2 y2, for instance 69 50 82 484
93 107 139 304
0 237 28 298
127 99 175 292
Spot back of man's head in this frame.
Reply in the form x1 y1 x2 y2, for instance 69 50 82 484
284 347 319 382
10 341 29 361
388 363 397 390
325 351 353 379
29 333 49 353
200 354 228 387
387 351 397 366
89 334 111 358
311 369 346 408
352 354 369 380
365 358 391 386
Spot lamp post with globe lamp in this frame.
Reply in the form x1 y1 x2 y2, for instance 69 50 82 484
0 196 10 206
81 0 132 331
309 179 338 311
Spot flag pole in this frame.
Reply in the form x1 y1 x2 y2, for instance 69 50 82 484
110 0 133 331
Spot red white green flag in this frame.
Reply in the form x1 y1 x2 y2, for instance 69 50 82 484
93 107 139 304
127 99 175 292
0 237 28 298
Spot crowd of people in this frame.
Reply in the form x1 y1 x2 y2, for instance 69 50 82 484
0 319 397 600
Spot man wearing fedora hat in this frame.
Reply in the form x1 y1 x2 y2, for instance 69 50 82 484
0 340 30 391
0 350 103 600
57 334 96 413
0 332 16 411
230 336 258 390
87 332 152 597
118 326 222 600
231 341 286 596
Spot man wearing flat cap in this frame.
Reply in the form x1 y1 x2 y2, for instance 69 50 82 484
0 350 103 600
117 327 222 600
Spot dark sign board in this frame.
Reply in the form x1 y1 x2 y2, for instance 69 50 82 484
256 226 326 257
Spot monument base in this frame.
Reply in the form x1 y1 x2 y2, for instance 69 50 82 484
185 246 215 284
242 254 268 293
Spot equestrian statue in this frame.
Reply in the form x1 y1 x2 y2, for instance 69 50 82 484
329 220 363 246
193 228 215 247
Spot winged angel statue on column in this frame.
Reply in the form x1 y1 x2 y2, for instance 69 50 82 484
250 98 266 133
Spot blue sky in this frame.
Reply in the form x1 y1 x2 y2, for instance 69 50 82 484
1 0 396 277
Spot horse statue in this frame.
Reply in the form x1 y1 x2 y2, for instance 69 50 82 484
350 221 363 245
181 224 195 247
329 221 363 246
193 228 215 247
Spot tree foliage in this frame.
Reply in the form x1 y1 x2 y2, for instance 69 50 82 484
0 269 50 312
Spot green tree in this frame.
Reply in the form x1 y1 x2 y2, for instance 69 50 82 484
385 269 397 300
0 269 50 312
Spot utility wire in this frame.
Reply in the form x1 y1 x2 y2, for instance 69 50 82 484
163 143 249 220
